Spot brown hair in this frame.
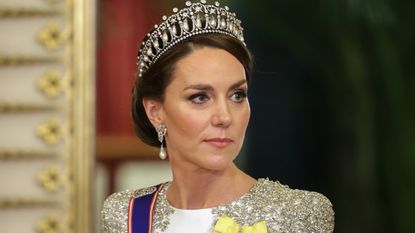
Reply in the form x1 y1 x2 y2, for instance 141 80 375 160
131 33 253 146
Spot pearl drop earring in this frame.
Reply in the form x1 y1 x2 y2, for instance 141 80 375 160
156 123 167 159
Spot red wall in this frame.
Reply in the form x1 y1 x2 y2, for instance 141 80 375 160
97 0 161 136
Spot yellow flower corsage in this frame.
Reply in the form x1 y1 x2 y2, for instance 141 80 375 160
213 214 268 233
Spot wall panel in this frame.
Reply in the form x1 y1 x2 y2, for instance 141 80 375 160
0 0 95 232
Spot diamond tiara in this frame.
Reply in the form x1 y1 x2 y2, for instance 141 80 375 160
137 0 245 77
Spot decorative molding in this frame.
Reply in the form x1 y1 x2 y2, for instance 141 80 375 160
36 213 67 233
69 1 96 232
0 54 60 66
37 22 65 50
0 197 59 209
36 118 64 145
96 135 158 160
37 165 63 192
0 0 95 232
37 70 64 98
0 102 57 113
0 149 59 160
0 7 62 18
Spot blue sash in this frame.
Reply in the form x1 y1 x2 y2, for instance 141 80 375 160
128 184 163 233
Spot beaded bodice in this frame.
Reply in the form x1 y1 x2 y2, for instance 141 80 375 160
101 178 334 233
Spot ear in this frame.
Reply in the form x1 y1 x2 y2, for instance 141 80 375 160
142 98 164 127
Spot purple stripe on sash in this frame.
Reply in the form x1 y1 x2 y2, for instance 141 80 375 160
130 184 162 233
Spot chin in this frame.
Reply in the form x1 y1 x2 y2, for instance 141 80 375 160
202 153 235 171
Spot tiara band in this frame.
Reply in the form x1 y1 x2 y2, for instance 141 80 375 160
137 0 245 77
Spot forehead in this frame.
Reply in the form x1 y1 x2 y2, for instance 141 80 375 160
171 47 246 86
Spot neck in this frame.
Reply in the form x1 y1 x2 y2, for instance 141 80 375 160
166 163 255 209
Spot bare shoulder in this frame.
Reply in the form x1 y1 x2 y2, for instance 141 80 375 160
256 178 335 233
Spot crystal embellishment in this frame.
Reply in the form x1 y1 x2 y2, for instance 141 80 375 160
101 179 335 233
137 0 245 77
151 179 335 233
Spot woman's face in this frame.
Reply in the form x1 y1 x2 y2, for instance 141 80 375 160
158 47 250 171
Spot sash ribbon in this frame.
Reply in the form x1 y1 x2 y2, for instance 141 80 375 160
128 184 163 233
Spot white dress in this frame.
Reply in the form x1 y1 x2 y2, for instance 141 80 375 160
156 207 215 233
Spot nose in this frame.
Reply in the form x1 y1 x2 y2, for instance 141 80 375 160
211 98 232 128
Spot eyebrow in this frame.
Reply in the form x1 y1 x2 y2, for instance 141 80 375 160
183 79 247 91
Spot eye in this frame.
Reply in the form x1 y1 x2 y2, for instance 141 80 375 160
188 93 210 104
230 90 247 103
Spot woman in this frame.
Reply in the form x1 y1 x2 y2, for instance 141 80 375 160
102 1 335 232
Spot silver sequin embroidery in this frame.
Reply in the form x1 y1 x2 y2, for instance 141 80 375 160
101 178 335 233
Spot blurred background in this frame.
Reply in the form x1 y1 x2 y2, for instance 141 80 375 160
96 0 415 233
0 0 413 233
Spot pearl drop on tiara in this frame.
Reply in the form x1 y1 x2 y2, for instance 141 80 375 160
137 0 245 77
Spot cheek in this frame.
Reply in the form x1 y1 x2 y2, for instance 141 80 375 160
236 104 251 131
165 104 209 138
244 109 251 126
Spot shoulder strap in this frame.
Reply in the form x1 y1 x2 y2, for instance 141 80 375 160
128 184 164 233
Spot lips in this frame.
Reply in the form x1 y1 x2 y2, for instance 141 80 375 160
203 138 233 148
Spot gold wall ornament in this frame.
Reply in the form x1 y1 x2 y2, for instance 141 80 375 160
0 7 62 18
38 23 63 50
0 102 57 113
0 0 95 232
37 118 64 145
0 197 58 209
38 70 63 98
0 54 60 66
0 149 59 160
36 213 61 233
37 165 62 192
